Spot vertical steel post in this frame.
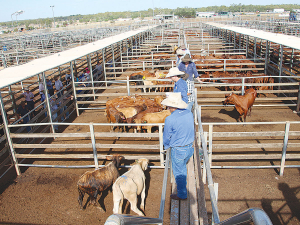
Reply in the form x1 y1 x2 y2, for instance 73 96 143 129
290 48 294 72
280 121 290 176
242 77 245 95
238 33 241 52
254 37 257 62
264 41 269 75
120 42 124 73
111 44 116 78
9 86 17 120
279 44 283 86
296 83 300 112
70 61 79 117
89 123 99 169
209 124 213 167
102 48 107 87
88 55 95 101
126 76 130 96
159 124 164 167
42 72 55 134
246 36 249 57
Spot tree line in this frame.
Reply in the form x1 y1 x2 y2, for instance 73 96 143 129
1 4 299 29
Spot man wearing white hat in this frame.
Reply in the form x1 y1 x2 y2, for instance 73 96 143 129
162 92 194 200
176 49 185 66
178 54 202 111
166 67 188 104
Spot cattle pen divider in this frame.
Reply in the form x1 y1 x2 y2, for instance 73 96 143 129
7 122 167 171
199 119 300 178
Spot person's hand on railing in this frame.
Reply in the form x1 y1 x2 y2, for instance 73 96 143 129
196 77 203 83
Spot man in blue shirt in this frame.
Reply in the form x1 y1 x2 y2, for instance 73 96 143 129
178 54 202 111
46 78 54 96
166 67 188 104
162 92 195 200
17 101 31 132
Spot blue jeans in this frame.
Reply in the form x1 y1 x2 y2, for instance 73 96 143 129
171 142 194 199
52 113 58 131
23 116 31 132
60 105 69 120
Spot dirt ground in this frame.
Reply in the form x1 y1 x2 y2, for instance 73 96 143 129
1 87 300 225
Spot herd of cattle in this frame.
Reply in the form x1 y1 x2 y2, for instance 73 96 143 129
105 95 170 133
129 70 171 93
77 155 149 216
193 54 274 93
128 54 274 94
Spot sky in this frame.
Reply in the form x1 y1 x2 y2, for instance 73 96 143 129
1 0 300 22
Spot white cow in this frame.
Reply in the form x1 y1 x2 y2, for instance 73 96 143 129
112 158 149 216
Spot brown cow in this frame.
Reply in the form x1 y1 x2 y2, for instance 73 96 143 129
77 155 124 210
141 110 171 134
129 106 162 133
106 107 126 132
154 95 164 107
224 88 257 122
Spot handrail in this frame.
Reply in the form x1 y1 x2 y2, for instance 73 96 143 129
216 208 272 225
196 102 220 223
104 214 162 225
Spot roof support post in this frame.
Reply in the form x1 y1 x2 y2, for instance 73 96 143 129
0 91 20 175
120 42 123 73
254 37 257 62
42 72 55 134
70 61 79 117
246 36 249 58
102 48 107 87
131 36 133 56
238 33 241 52
111 44 116 78
296 83 300 112
259 39 263 58
126 39 129 68
264 41 269 74
279 44 283 87
290 48 294 72
88 55 95 101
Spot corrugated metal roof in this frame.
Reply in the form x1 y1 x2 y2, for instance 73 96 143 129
206 22 300 51
0 25 157 89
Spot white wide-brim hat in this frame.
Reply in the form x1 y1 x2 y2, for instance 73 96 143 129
166 67 185 78
161 92 187 109
176 49 185 55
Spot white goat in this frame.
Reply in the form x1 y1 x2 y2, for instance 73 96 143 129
112 158 149 216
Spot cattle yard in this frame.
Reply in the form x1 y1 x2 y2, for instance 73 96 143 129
0 20 300 224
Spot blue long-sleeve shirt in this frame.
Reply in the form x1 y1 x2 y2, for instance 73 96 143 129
46 80 53 90
178 62 199 81
173 78 188 103
163 109 194 149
